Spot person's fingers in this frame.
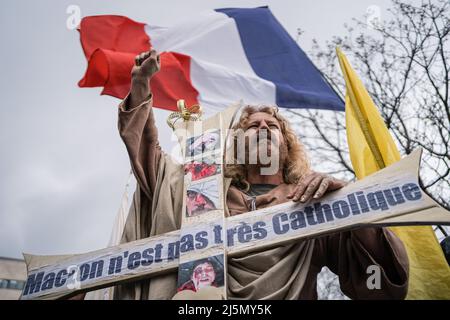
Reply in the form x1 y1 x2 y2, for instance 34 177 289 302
136 53 144 66
288 173 347 203
290 173 317 201
328 178 348 191
143 51 151 61
300 175 323 202
287 185 299 199
139 52 147 61
151 51 160 64
313 177 331 199
140 50 160 70
135 51 156 67
290 187 303 201
288 174 313 200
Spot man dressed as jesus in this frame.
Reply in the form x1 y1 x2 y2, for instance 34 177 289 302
112 49 409 300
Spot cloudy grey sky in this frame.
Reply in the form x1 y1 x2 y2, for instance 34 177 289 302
0 0 394 259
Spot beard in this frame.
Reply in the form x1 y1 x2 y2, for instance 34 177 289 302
244 136 288 172
225 130 289 178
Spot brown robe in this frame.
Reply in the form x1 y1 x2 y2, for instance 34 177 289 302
114 94 409 300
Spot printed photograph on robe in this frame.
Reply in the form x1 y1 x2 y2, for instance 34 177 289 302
184 153 222 182
185 178 220 217
177 254 225 292
186 129 221 158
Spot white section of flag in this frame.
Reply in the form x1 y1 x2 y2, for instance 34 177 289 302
145 10 276 114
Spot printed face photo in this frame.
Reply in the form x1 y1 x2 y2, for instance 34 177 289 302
177 255 225 292
186 130 221 157
185 178 220 217
184 154 221 182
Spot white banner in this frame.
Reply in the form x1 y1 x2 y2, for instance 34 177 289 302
20 149 450 300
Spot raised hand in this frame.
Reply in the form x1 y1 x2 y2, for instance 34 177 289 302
287 172 348 202
132 49 161 80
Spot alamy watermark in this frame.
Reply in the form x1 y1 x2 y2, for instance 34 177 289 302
366 264 381 290
66 5 81 30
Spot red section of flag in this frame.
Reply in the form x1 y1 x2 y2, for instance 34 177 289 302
78 15 150 58
151 53 199 111
77 15 198 110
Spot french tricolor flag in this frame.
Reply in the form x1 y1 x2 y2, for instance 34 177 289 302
78 6 344 113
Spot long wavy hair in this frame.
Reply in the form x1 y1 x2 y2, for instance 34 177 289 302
225 105 311 191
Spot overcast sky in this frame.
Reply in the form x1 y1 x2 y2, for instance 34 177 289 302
0 0 396 259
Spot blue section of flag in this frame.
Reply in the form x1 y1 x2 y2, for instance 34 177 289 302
216 6 344 111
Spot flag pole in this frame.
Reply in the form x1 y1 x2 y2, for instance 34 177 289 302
336 47 386 170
